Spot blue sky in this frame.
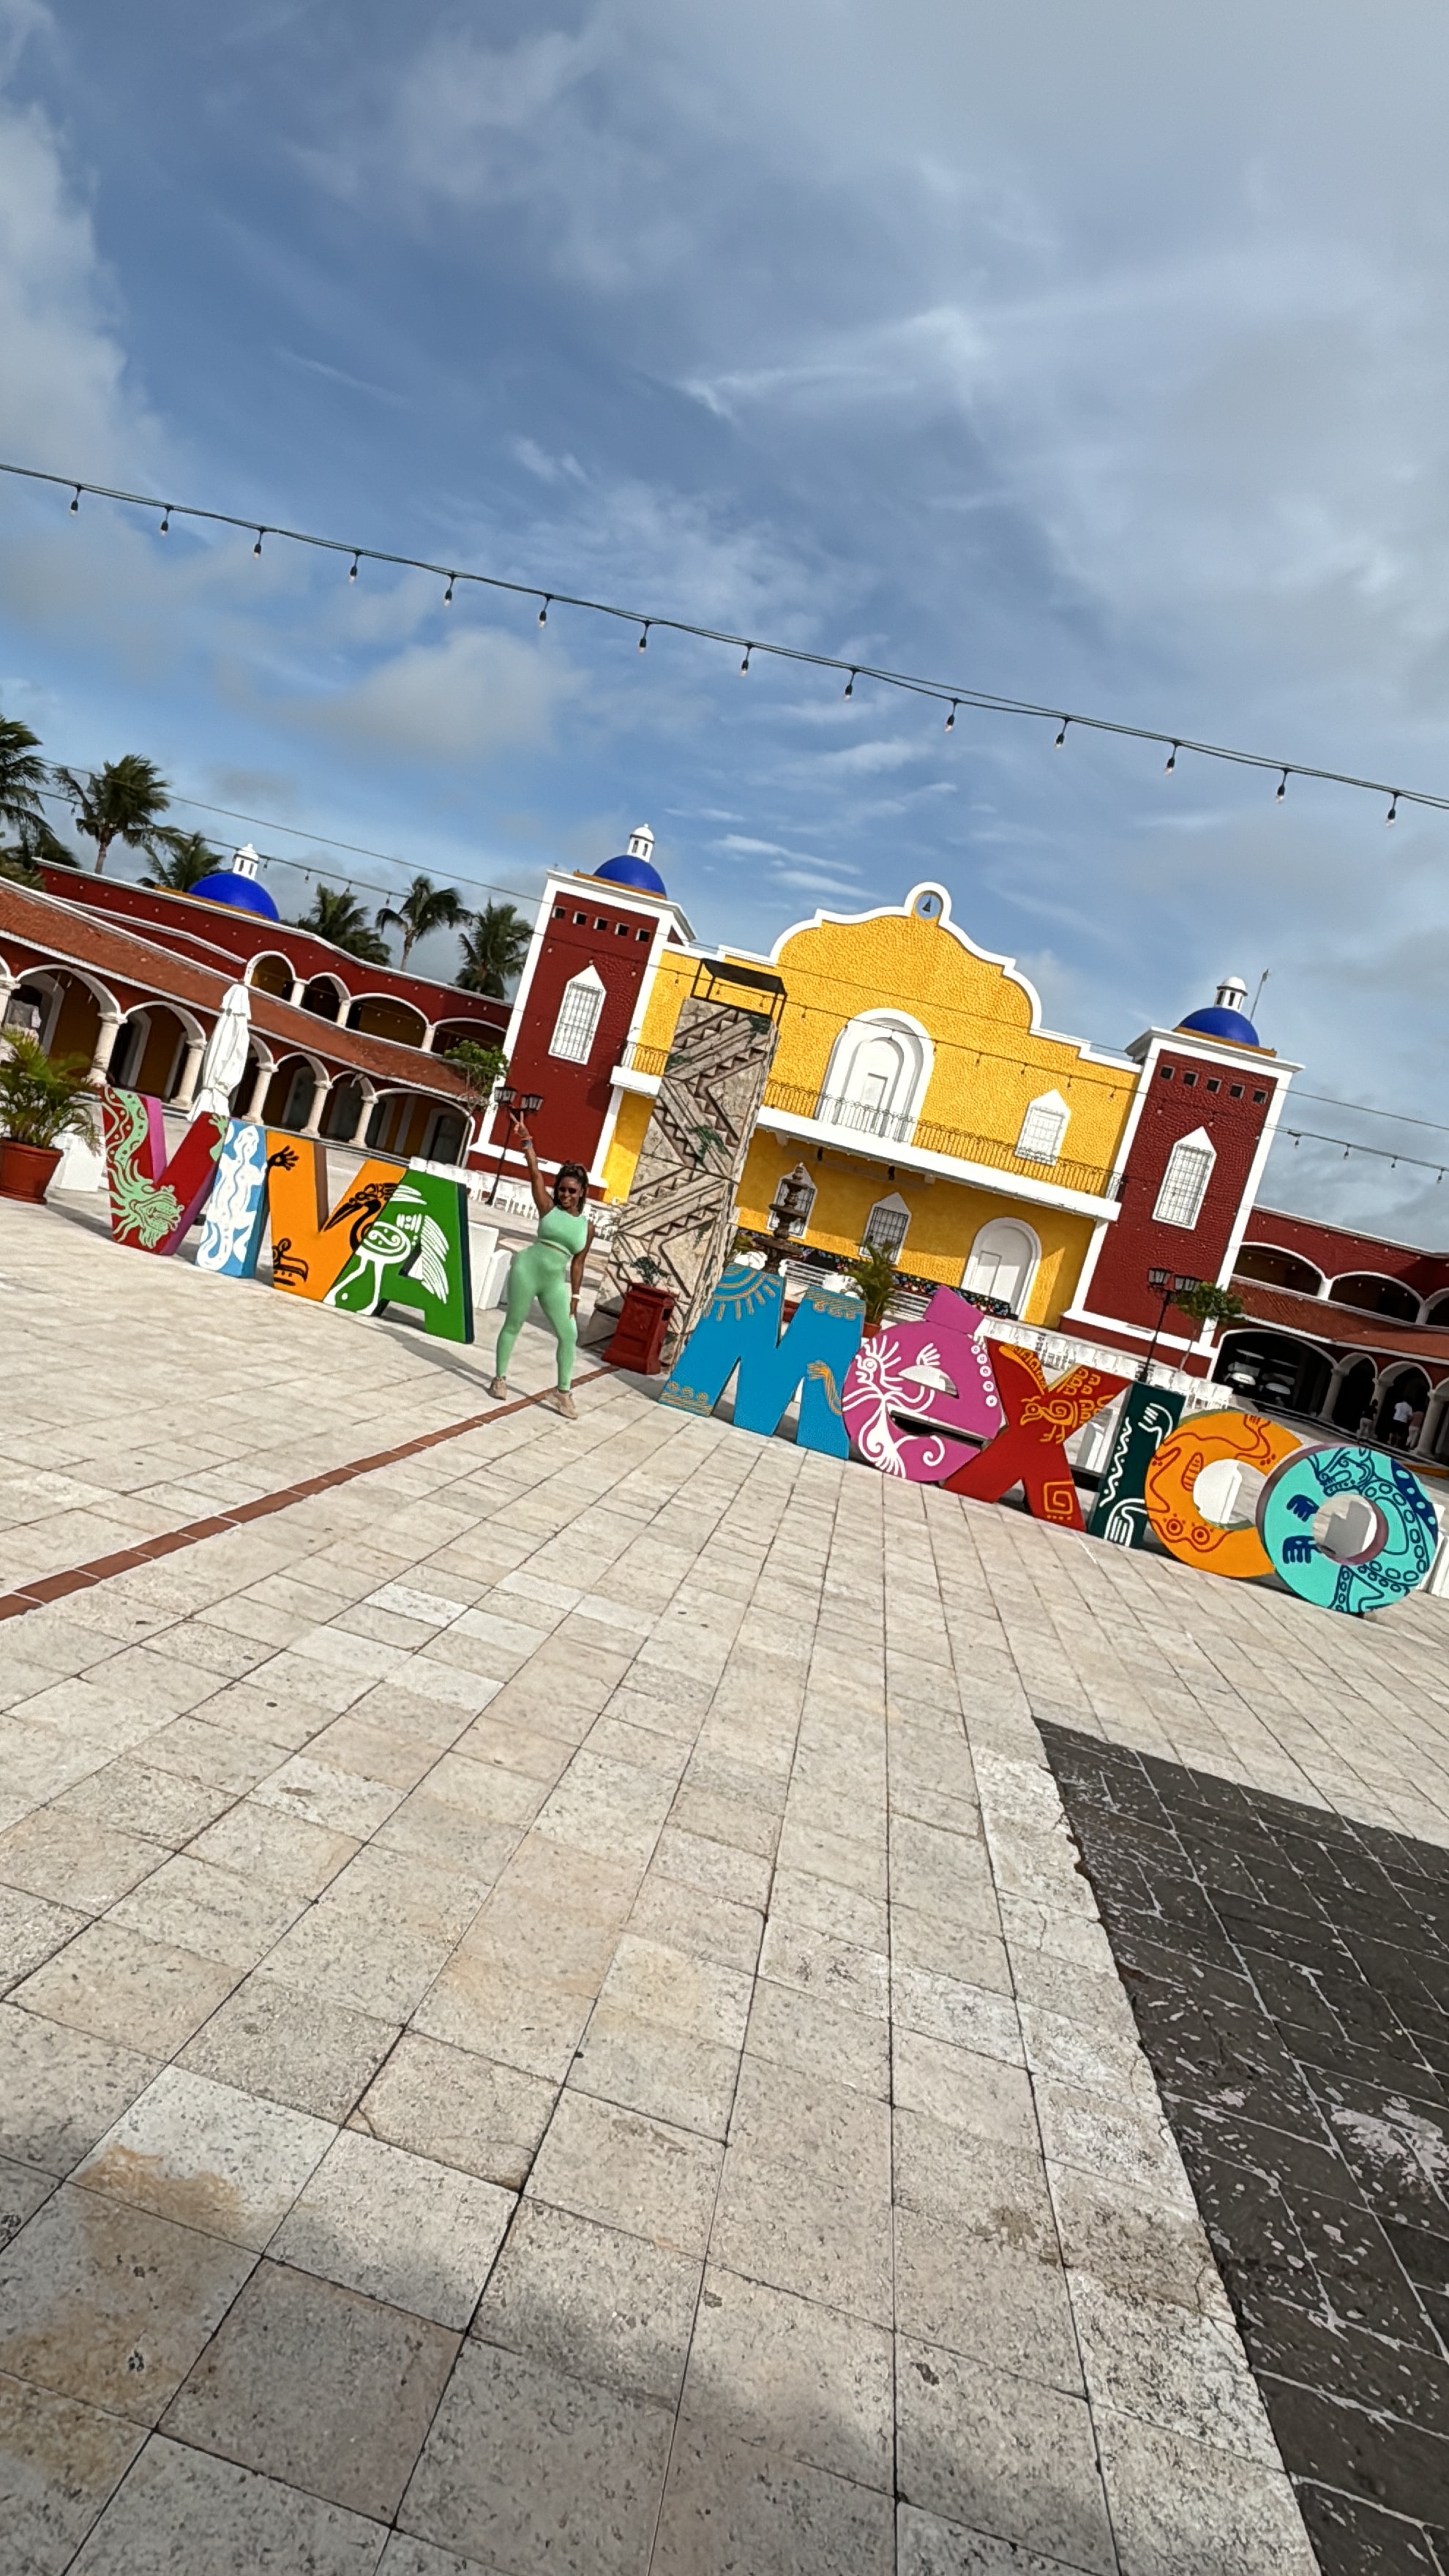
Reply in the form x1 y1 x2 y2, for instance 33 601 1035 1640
4 0 1449 1234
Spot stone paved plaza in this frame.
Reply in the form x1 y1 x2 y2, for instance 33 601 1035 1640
1 1193 1448 2573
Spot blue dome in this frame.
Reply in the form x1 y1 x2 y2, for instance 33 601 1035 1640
191 872 280 921
1177 1004 1259 1046
595 852 667 896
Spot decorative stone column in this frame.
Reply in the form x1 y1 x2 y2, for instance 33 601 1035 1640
243 1059 272 1121
88 1016 121 1082
171 1037 204 1112
350 1088 376 1147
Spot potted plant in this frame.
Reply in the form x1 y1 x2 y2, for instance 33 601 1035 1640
839 1239 902 1338
0 1033 98 1204
604 1249 677 1375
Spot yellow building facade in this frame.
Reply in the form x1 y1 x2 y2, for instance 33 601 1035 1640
599 881 1138 1330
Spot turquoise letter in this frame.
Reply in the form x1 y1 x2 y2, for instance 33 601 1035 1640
659 1262 863 1456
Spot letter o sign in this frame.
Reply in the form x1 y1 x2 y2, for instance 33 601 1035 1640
1143 1409 1301 1579
1258 1444 1439 1616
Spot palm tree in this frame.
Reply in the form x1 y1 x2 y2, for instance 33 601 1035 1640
143 829 220 894
53 754 171 874
456 900 531 997
0 714 48 839
375 873 466 967
0 815 80 887
296 883 391 963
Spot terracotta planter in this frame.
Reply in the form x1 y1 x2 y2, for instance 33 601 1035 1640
604 1282 676 1376
0 1140 62 1204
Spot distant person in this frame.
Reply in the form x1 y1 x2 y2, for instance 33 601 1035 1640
1408 1405 1426 1448
1357 1409 1376 1442
1390 1393 1413 1447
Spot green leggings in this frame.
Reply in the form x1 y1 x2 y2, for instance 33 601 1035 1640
495 1243 577 1390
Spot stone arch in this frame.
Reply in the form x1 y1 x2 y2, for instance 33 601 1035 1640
245 951 298 1000
1213 1329 1333 1419
1328 1270 1419 1322
299 973 348 1023
111 997 206 1100
262 1050 332 1133
1234 1242 1325 1295
345 992 430 1049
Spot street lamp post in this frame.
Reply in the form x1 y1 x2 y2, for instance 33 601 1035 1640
1140 1268 1199 1385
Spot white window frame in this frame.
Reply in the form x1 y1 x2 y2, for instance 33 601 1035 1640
1015 1090 1070 1165
548 966 606 1065
963 1217 1041 1317
1154 1128 1215 1229
862 1192 911 1258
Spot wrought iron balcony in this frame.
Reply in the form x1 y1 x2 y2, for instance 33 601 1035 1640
760 1077 1120 1200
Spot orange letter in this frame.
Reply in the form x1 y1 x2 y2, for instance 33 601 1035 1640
1144 1409 1300 1578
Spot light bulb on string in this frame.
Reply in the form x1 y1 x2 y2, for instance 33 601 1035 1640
1164 744 1177 775
253 528 264 558
945 703 956 733
69 487 80 515
1055 718 1069 748
843 670 855 700
538 596 550 626
638 624 651 652
1387 793 1399 825
741 646 753 674
159 508 171 535
1276 769 1288 802
443 574 454 604
348 553 359 584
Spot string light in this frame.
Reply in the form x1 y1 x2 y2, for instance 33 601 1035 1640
638 623 651 651
1164 743 1177 776
12 454 1449 827
1276 769 1288 802
844 670 855 700
348 553 359 583
159 508 171 535
443 574 454 604
945 703 956 733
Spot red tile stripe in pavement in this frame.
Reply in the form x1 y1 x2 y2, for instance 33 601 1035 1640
0 1368 612 1625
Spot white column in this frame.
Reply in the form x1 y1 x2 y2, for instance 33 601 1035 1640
301 1077 332 1139
243 1059 271 1121
288 977 307 1005
88 1016 121 1082
171 1038 204 1112
350 1089 375 1147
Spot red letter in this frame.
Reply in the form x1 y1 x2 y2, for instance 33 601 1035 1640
942 1343 1128 1530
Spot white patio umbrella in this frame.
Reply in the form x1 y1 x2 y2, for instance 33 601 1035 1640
190 981 252 1123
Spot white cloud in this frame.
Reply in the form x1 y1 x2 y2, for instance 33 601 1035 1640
288 624 579 765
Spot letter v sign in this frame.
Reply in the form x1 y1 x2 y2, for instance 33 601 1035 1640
943 1343 1128 1530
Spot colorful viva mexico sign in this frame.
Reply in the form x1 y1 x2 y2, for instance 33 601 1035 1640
99 1090 474 1342
661 1266 1441 1618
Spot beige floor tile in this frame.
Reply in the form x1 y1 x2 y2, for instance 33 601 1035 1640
162 2260 459 2520
0 2367 145 2571
683 2264 895 2489
0 2182 255 2425
179 1972 399 2123
272 2130 514 2327
105 1855 304 1974
66 2438 391 2576
356 2033 555 2189
525 2088 723 2255
651 2416 894 2576
399 2338 673 2576
472 2197 700 2403
12 1922 239 2057
75 2064 333 2246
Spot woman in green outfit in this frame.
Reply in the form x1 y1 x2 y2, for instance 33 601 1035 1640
490 1123 594 1420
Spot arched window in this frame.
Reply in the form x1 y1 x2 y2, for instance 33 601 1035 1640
549 965 606 1063
862 1192 911 1257
1153 1128 1215 1228
821 1012 932 1140
963 1218 1040 1316
1015 1090 1069 1165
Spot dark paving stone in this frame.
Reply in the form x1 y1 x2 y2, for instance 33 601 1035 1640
1041 1722 1449 2574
